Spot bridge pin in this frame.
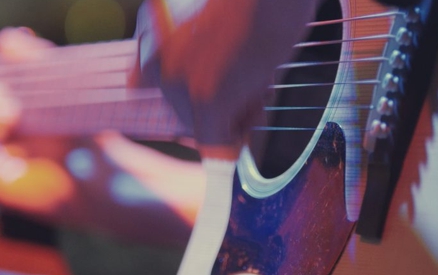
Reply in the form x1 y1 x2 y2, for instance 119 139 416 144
377 96 395 116
382 73 400 92
389 50 406 69
396 27 412 46
370 119 391 139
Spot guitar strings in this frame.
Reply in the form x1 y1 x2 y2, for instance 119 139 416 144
0 9 394 81
0 11 399 69
255 11 396 133
2 11 396 136
10 77 381 104
0 11 395 79
7 29 391 98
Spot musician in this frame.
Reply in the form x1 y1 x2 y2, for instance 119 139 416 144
0 1 321 272
1 0 419 212
0 0 323 219
135 1 323 272
0 0 423 274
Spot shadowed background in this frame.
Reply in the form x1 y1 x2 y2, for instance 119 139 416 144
0 0 142 45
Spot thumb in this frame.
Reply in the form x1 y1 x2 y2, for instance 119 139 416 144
0 27 54 62
0 83 21 140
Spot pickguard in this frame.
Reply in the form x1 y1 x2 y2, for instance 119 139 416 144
213 122 354 275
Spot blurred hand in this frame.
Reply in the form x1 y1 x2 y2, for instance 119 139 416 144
0 83 20 140
0 27 205 227
140 0 320 159
0 27 54 140
0 27 54 62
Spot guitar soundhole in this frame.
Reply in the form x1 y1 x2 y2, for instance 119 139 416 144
253 0 342 178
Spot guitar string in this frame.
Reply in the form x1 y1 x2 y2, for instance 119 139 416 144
257 11 396 133
253 126 371 131
277 56 387 69
306 10 402 27
270 79 380 89
264 105 373 111
10 78 381 101
294 34 394 48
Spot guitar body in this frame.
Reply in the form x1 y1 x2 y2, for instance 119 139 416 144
210 0 438 273
333 62 438 274
208 0 385 273
214 123 354 275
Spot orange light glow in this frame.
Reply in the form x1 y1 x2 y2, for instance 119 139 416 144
65 0 126 44
0 156 74 215
0 235 71 275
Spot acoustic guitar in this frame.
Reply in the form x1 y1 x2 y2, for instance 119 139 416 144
1 0 438 274
223 0 438 274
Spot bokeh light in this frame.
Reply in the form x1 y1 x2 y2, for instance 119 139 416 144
65 0 126 44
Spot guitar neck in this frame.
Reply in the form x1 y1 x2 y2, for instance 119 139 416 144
0 39 192 141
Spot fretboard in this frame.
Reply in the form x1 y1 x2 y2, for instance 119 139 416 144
0 39 192 141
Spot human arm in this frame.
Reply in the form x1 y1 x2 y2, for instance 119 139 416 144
0 27 205 243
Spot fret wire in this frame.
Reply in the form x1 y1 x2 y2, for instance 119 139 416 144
19 101 172 138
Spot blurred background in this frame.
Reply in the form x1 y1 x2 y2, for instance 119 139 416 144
0 1 188 274
0 0 143 45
